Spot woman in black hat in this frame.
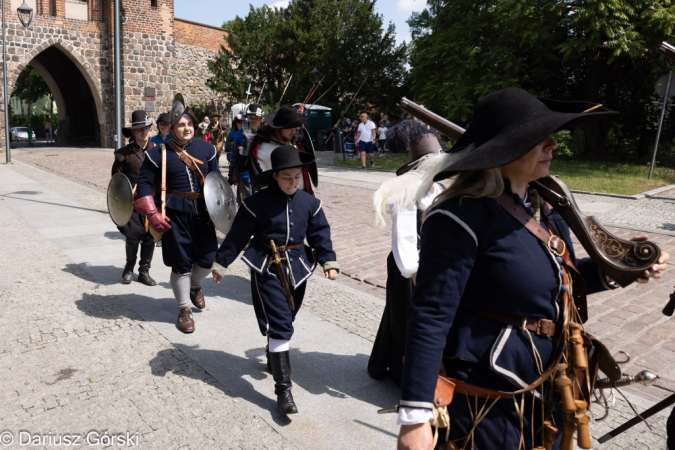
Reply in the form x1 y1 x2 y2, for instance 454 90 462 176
211 145 339 416
396 88 670 450
150 112 171 146
111 110 157 286
239 105 314 197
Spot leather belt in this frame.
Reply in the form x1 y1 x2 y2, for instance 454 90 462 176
168 190 200 200
469 310 556 337
261 241 302 252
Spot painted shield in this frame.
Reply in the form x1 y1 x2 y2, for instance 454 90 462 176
107 173 134 227
204 172 238 235
299 125 319 187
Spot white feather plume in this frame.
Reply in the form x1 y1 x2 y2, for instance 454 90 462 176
373 153 451 228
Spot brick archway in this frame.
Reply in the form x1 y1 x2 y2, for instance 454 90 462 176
11 39 105 142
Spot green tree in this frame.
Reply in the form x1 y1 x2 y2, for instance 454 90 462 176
208 0 407 117
12 65 52 116
407 0 675 159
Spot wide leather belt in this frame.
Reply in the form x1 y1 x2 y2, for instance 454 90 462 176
469 310 556 337
168 190 200 200
261 241 302 252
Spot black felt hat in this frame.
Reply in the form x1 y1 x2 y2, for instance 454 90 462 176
433 87 618 181
122 110 153 138
252 145 315 188
246 103 263 117
260 105 307 132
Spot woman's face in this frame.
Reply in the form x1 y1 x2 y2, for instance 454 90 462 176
273 167 303 195
501 136 557 184
280 127 298 142
158 121 170 136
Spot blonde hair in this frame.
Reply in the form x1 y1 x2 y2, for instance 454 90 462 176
424 168 504 219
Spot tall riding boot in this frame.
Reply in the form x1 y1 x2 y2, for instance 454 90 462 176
269 351 298 415
137 242 157 286
123 241 139 284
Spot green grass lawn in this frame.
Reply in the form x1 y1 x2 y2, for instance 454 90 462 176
332 153 675 195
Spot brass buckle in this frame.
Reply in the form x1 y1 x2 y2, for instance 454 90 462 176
547 235 566 256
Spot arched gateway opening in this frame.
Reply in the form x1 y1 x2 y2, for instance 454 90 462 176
14 44 103 145
31 46 100 144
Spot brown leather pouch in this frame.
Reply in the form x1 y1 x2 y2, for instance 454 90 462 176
434 376 456 407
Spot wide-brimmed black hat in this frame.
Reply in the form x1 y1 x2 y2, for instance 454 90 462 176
246 103 263 117
210 111 222 118
252 145 315 188
122 110 153 138
260 105 307 132
433 87 618 180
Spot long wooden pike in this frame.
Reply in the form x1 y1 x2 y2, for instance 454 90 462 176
276 75 294 109
256 79 267 104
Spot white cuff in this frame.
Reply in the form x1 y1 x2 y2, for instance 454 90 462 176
397 406 433 425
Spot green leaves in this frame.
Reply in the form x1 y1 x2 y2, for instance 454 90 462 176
406 0 675 159
207 0 407 115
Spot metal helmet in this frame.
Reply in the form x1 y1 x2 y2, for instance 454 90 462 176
169 93 187 127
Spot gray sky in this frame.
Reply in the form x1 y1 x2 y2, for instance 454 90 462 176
174 0 428 46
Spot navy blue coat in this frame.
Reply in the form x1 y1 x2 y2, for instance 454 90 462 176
400 189 607 411
136 138 220 272
136 138 219 214
213 182 337 287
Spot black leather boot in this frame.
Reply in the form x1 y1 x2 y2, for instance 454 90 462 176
265 342 271 373
123 241 139 284
137 242 157 286
269 351 298 415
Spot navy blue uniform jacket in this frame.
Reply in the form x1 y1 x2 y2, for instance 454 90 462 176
136 138 219 212
400 191 607 410
213 183 337 286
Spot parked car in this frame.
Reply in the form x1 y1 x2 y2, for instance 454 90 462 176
10 126 36 142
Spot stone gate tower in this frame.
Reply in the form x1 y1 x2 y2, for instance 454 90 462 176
1 0 228 147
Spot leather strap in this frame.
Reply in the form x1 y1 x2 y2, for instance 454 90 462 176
167 189 200 200
261 241 302 252
167 140 206 183
497 192 576 270
468 310 556 337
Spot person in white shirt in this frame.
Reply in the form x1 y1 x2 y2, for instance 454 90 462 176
377 120 388 156
368 119 448 386
354 112 377 170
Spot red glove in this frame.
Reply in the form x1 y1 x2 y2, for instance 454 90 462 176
133 196 171 233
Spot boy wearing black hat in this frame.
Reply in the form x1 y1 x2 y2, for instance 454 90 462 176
211 145 339 416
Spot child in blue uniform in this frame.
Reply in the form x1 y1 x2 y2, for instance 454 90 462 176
211 145 339 415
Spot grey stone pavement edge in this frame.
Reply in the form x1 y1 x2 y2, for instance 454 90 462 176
2 143 675 449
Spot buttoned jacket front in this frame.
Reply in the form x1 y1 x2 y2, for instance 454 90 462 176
214 183 336 287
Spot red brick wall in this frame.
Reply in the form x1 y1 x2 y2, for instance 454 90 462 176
174 18 228 53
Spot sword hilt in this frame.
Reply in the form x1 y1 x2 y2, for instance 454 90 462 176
595 370 658 390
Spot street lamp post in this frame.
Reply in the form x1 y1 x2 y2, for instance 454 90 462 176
3 0 33 164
